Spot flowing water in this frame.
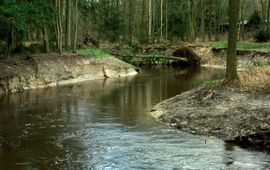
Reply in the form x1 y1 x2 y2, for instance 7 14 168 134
0 67 270 170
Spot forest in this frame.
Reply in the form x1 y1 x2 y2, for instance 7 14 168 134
0 0 269 58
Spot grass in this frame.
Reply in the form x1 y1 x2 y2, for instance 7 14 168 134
239 66 270 92
210 41 270 51
193 75 224 88
76 48 110 58
203 78 224 87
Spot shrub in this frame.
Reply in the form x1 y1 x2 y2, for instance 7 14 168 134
255 28 270 42
247 10 262 31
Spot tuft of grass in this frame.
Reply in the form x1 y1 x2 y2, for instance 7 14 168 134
77 48 110 58
211 42 270 51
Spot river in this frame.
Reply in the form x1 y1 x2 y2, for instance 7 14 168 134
0 67 269 170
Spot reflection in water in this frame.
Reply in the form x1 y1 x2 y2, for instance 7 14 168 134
223 143 236 166
0 67 270 169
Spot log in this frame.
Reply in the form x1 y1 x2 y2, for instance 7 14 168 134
110 52 188 62
133 55 188 62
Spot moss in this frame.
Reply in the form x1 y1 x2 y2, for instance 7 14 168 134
77 48 109 58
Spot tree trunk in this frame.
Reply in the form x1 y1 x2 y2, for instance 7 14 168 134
42 27 50 53
65 0 71 50
188 1 195 42
160 0 164 42
238 0 246 40
165 0 168 41
267 0 270 27
140 0 146 42
201 0 205 41
55 0 63 54
134 0 138 41
73 0 78 52
208 3 212 41
148 0 152 43
261 0 267 23
225 0 240 83
128 0 133 42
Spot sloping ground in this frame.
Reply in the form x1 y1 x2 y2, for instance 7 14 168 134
0 53 138 94
150 86 270 148
193 46 270 68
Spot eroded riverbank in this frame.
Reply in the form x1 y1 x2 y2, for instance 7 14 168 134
150 85 270 148
0 53 138 94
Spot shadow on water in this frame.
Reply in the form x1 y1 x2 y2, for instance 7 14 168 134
0 67 270 169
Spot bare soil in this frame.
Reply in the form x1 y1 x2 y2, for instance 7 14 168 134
151 85 270 148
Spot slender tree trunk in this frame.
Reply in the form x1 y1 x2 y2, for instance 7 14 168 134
134 0 138 41
148 0 153 43
160 0 164 41
140 0 146 42
188 1 195 42
225 0 240 83
238 0 245 40
73 0 78 52
55 0 63 54
267 0 270 27
214 5 219 41
42 27 50 53
201 0 205 41
65 0 71 50
165 0 168 41
55 1 60 51
128 0 133 42
261 0 267 23
153 0 157 42
208 4 212 41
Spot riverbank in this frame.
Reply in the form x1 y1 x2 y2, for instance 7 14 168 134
150 85 270 148
145 43 270 148
0 53 138 94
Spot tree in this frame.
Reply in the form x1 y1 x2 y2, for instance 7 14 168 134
225 0 240 83
72 0 79 52
55 0 63 53
65 0 71 50
0 0 55 58
148 0 153 43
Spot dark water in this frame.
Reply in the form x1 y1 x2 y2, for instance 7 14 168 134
0 67 270 170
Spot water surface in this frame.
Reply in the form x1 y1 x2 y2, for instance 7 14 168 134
0 67 270 170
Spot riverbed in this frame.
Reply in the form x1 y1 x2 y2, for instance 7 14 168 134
0 67 270 169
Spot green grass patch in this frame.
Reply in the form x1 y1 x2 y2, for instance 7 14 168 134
211 41 270 51
193 75 225 88
203 78 224 87
77 48 110 58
